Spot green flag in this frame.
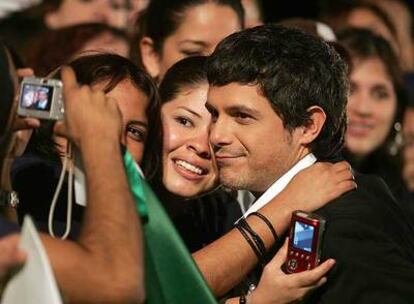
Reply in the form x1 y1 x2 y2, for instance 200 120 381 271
124 151 217 304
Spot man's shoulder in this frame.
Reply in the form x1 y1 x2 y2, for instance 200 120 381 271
317 171 396 218
315 171 414 241
308 172 414 303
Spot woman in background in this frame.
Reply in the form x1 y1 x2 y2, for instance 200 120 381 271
338 27 414 218
138 0 244 81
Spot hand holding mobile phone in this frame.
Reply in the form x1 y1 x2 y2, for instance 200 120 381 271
286 210 326 273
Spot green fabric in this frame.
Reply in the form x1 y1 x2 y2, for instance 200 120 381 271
123 151 217 304
124 151 148 221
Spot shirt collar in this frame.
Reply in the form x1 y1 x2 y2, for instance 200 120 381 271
244 153 316 217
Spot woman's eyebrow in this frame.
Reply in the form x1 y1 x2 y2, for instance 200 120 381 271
176 106 202 118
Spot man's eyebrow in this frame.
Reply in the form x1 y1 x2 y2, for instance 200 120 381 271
127 120 148 129
176 106 202 118
227 105 261 117
178 40 209 47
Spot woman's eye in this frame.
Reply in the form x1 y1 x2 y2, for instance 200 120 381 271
127 126 146 142
175 116 193 127
372 89 390 100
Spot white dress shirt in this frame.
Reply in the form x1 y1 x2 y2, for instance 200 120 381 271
244 153 317 217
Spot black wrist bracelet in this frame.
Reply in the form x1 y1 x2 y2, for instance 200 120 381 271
248 211 279 242
236 223 265 267
238 218 267 259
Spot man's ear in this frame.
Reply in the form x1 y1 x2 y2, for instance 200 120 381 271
299 106 326 145
139 37 161 79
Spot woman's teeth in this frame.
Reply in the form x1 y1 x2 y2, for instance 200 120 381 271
175 160 203 175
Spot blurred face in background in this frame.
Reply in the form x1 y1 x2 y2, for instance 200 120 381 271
140 2 241 80
345 57 397 157
80 32 130 57
346 7 400 57
161 83 218 198
46 0 142 30
241 0 263 28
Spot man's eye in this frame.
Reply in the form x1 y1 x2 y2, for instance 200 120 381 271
181 50 203 57
237 112 250 119
127 126 146 141
234 112 254 124
235 112 253 120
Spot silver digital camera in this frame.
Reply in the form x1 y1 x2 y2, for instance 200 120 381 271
18 77 64 120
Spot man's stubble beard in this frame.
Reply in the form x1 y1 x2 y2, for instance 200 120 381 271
219 164 284 193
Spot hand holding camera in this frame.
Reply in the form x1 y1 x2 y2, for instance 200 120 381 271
17 67 123 147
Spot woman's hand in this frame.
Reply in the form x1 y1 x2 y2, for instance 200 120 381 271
280 161 356 212
248 239 334 304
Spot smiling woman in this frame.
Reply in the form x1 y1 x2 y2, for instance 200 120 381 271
337 27 413 213
160 62 217 198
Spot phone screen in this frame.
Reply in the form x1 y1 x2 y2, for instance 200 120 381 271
21 84 54 111
293 221 314 252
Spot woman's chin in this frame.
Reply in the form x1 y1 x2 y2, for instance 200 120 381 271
164 182 206 199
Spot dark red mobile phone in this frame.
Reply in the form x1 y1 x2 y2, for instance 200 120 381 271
286 210 326 273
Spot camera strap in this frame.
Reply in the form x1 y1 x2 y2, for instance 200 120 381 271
48 141 73 239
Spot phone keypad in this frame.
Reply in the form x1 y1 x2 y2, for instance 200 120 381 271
287 258 298 270
287 249 315 273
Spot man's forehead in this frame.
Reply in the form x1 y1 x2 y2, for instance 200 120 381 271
207 83 271 110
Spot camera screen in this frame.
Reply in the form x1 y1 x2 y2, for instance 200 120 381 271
20 84 54 112
293 221 314 252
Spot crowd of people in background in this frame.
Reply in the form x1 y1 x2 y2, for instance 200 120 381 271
0 0 414 303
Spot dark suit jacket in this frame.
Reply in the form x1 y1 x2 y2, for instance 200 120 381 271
308 172 414 303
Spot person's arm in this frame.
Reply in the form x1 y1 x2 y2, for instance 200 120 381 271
193 161 355 296
40 67 144 303
0 234 26 280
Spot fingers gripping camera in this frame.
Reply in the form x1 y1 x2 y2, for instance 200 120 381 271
18 77 64 120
